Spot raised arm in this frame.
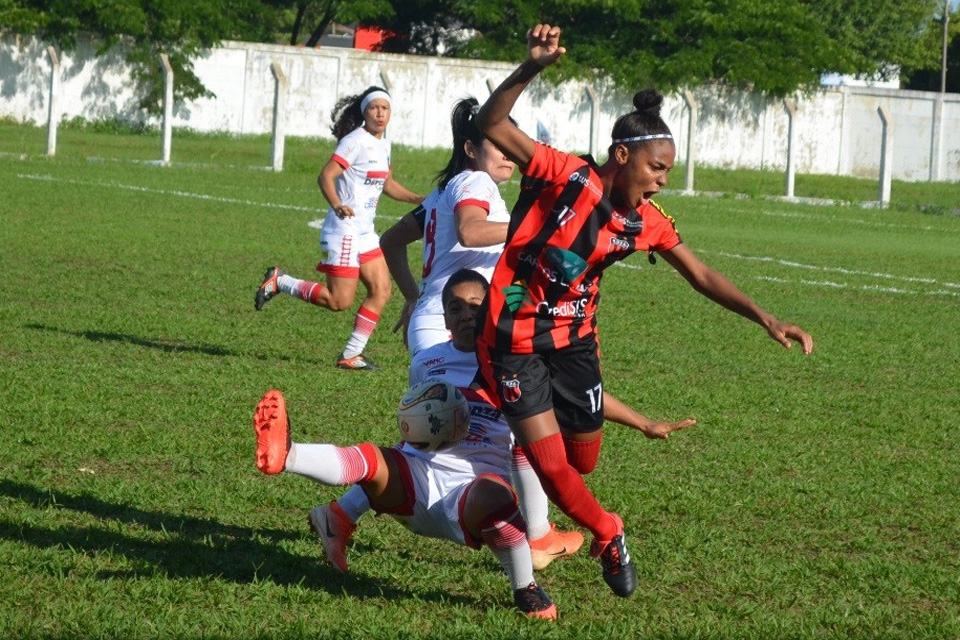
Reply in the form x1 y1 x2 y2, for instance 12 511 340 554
474 24 567 170
660 244 814 355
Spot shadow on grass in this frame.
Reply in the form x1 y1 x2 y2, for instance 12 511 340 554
24 323 326 364
0 479 474 606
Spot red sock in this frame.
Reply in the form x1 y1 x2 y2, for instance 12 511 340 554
563 433 602 474
343 306 380 357
294 280 327 306
522 433 617 540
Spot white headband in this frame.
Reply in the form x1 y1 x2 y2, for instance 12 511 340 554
612 133 673 144
360 90 391 113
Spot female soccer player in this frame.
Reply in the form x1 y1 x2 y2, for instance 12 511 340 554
379 97 515 356
473 24 814 598
310 270 692 581
255 86 423 371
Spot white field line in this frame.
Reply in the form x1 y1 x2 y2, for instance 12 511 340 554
18 173 957 298
17 173 319 214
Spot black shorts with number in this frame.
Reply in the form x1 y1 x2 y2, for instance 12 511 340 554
478 338 604 433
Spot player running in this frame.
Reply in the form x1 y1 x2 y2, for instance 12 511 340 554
255 86 423 371
473 24 814 598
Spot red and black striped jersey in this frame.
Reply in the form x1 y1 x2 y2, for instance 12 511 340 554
477 143 682 354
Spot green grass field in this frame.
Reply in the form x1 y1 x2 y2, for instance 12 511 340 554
2 122 959 639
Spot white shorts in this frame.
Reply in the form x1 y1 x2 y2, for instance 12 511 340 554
406 310 450 356
317 231 383 278
376 448 509 549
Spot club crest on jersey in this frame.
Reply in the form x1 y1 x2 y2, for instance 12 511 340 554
608 236 631 251
500 377 522 403
546 247 587 282
503 281 531 313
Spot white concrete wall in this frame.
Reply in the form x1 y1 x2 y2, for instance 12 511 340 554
3 34 959 182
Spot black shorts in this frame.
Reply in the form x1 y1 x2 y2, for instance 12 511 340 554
482 339 604 433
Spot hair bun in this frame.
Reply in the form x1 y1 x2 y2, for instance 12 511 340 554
633 89 664 117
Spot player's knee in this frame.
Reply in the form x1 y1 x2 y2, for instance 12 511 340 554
465 477 516 518
326 295 353 311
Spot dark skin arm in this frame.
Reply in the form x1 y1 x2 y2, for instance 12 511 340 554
474 24 566 170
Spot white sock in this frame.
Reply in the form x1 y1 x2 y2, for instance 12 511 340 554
336 485 371 524
511 447 551 541
285 442 374 485
279 273 306 295
480 507 535 590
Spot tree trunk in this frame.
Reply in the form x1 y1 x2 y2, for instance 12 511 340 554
289 2 307 45
304 2 339 48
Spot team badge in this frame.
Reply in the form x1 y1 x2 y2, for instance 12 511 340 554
500 377 522 403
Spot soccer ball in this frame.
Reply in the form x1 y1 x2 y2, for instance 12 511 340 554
397 380 470 452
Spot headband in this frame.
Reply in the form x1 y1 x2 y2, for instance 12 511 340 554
360 90 391 113
612 133 673 144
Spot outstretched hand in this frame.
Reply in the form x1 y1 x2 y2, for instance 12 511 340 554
766 319 814 355
635 417 697 440
527 24 566 67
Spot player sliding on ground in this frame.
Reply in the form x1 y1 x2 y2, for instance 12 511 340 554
252 269 695 619
473 23 814 598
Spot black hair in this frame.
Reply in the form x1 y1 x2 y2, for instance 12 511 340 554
330 86 389 141
435 97 517 190
441 269 490 308
608 89 673 155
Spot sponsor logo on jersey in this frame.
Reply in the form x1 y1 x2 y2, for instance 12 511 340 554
500 377 522 403
568 169 603 197
613 211 644 231
470 404 503 422
517 252 538 267
503 281 531 313
536 298 589 318
546 247 587 281
364 170 388 187
422 356 445 368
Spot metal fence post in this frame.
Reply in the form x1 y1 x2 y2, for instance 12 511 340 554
877 105 893 205
681 90 697 193
46 46 60 156
269 61 287 172
783 98 797 198
584 85 599 158
159 54 173 165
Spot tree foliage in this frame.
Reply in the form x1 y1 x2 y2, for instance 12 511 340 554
2 0 954 118
901 5 960 92
385 0 945 97
0 0 393 114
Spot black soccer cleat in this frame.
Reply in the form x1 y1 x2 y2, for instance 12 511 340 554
513 582 558 620
255 266 284 311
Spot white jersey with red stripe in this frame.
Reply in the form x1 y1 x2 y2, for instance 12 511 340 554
402 340 512 472
322 127 391 237
414 170 509 319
